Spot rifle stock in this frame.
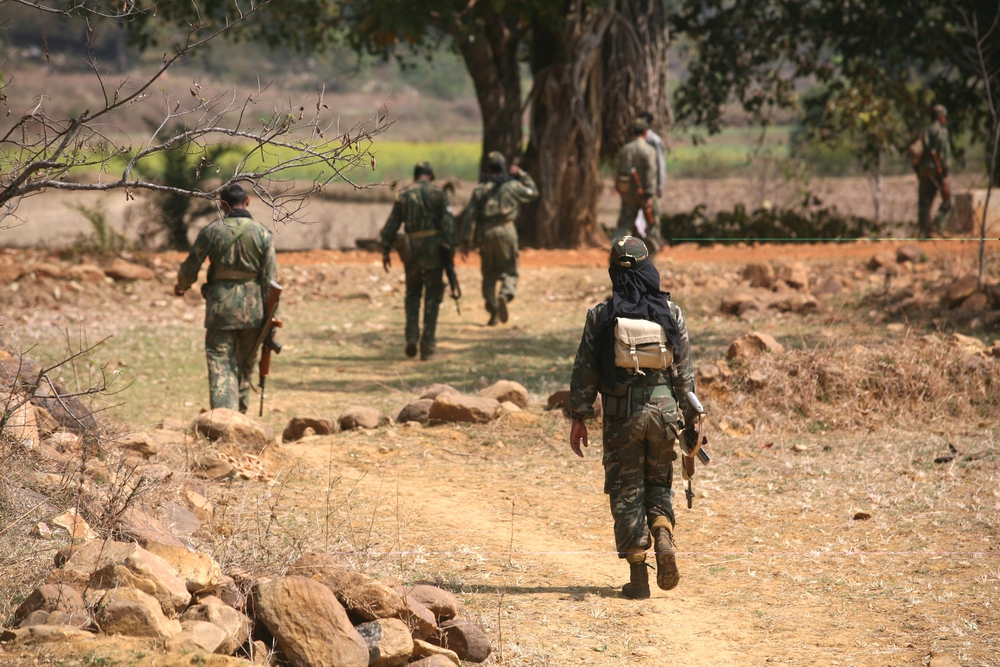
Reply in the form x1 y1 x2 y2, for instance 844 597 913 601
629 168 656 246
256 281 283 416
441 243 462 314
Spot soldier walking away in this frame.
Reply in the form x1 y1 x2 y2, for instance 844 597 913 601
459 151 538 326
567 237 696 599
916 104 954 239
380 161 457 361
637 111 667 200
174 184 278 413
614 117 661 250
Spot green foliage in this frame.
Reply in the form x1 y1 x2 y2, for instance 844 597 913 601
63 202 137 261
661 204 887 246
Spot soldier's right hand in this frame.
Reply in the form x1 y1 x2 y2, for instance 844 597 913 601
173 284 186 297
570 419 589 458
382 253 391 273
460 248 470 262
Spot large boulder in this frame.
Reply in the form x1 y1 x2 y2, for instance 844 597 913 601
355 618 414 667
13 584 86 625
104 259 156 281
342 582 406 622
253 576 369 667
428 394 499 424
419 384 460 400
282 416 336 442
726 332 785 360
396 399 434 424
742 263 774 288
143 542 223 594
192 408 273 453
339 407 382 431
96 587 182 638
65 540 191 616
476 380 529 408
395 585 461 622
180 603 251 655
165 620 228 654
429 619 491 663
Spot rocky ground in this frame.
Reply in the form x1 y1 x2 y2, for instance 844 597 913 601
1 240 999 666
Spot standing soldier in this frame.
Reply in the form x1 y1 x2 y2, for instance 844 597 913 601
567 237 696 599
638 111 667 200
614 117 661 249
459 151 538 326
916 104 953 239
380 161 456 361
174 184 278 413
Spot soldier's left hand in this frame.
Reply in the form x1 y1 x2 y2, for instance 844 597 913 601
382 253 391 273
570 419 589 458
173 284 186 297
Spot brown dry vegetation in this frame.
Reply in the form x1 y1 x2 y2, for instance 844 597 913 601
1 240 999 666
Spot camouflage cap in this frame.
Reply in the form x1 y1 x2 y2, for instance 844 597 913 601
485 151 507 172
932 104 948 118
631 116 650 134
414 160 435 179
610 236 649 268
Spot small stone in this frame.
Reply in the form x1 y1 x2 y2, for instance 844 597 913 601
193 455 235 480
65 263 107 283
409 657 460 667
499 401 522 414
430 619 491 663
477 380 529 408
116 432 158 458
428 394 500 424
812 276 843 297
742 263 774 288
50 508 98 542
867 252 895 271
143 541 223 594
950 333 987 353
192 408 273 453
342 582 406 622
411 639 461 666
33 405 59 437
696 365 721 384
959 292 989 311
30 522 53 540
31 262 64 279
726 332 785 360
354 618 414 667
179 603 250 654
282 416 336 442
395 585 461 622
779 261 809 290
945 275 979 307
792 444 809 452
546 390 570 411
339 406 382 430
747 371 768 389
420 384 460 400
104 258 156 281
166 620 228 654
397 399 434 424
896 244 923 263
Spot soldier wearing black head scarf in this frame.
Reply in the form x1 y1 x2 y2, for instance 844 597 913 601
568 236 696 599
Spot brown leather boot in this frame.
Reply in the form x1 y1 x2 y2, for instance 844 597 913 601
653 526 679 591
621 557 650 600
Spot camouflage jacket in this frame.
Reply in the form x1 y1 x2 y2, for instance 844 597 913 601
459 171 539 249
176 211 278 330
568 298 695 423
918 121 952 176
380 180 457 261
646 129 667 194
617 137 657 201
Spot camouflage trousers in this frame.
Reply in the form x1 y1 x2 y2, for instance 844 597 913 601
205 328 258 413
917 172 953 238
404 262 445 354
602 405 679 558
614 200 662 248
480 222 519 314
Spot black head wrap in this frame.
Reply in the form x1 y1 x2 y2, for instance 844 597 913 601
594 259 683 388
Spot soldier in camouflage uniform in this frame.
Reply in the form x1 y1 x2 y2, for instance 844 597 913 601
917 104 953 239
175 184 278 413
380 161 457 360
568 237 696 599
459 151 538 326
614 117 661 249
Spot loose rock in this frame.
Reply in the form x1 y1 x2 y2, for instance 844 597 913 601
867 252 896 271
193 408 273 453
546 390 570 411
144 541 223 594
747 371 768 389
742 263 774 288
430 619 491 663
342 582 406 622
193 455 235 480
355 618 414 667
779 262 809 290
420 384 460 400
959 292 989 311
66 264 107 283
397 399 434 424
180 603 251 655
104 258 156 281
726 332 785 360
411 639 461 666
945 275 979 307
395 585 461 622
409 657 460 667
17 609 93 630
5 401 39 450
696 365 721 385
166 620 228 654
428 394 499 424
398 595 437 640
14 584 86 624
896 244 923 263
812 277 843 297
50 508 98 542
253 576 369 667
339 406 382 430
282 416 336 442
96 587 182 638
477 380 529 408
116 432 158 458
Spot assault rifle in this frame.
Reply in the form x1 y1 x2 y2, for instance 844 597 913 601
629 167 658 251
681 391 711 509
441 243 462 315
931 151 951 203
254 281 283 416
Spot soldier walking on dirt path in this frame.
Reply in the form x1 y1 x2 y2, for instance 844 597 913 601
637 111 667 200
174 184 279 413
567 237 696 600
459 151 538 326
380 161 457 361
614 117 662 250
916 104 954 239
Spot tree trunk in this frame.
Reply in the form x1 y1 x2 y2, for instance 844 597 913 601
456 2 526 173
524 1 613 248
867 149 884 222
600 0 672 162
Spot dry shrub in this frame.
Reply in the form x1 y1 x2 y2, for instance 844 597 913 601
715 338 997 433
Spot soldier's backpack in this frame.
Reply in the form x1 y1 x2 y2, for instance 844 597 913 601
614 318 673 373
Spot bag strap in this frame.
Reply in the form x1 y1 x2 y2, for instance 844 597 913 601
222 218 262 265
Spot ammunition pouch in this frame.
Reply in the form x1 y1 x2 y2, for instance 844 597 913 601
601 384 675 419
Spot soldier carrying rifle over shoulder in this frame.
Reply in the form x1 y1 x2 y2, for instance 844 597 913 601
175 183 279 413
